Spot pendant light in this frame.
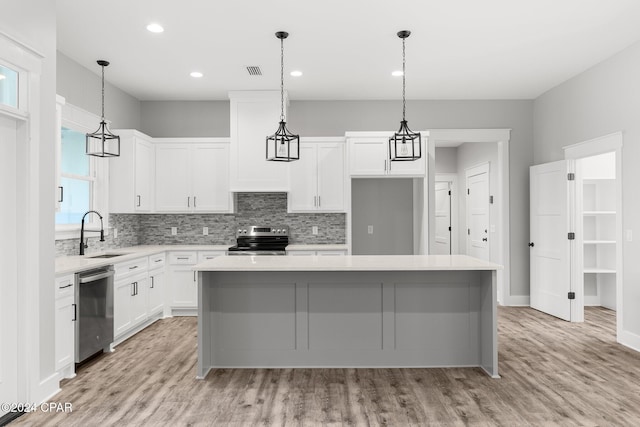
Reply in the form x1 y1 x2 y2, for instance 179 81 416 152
266 31 299 162
86 60 120 157
389 30 421 161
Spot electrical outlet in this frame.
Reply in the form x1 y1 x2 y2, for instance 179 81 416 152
368 225 374 235
626 229 633 242
171 227 177 236
113 228 118 239
203 227 209 236
312 226 318 235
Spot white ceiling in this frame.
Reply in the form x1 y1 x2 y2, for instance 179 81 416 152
56 0 640 101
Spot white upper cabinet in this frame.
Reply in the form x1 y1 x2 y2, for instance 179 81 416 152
288 138 346 212
229 91 290 191
110 129 155 213
347 132 426 177
155 138 233 213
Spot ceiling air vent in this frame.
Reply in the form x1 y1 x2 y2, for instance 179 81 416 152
246 66 262 76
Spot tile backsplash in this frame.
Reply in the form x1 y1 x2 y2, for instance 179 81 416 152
55 193 346 256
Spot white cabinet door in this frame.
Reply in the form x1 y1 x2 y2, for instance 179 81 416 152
155 144 190 212
192 144 231 212
114 278 133 337
170 267 198 308
349 135 425 177
148 269 165 315
134 137 154 211
288 144 317 211
130 275 149 326
55 294 75 371
317 142 345 211
349 138 387 176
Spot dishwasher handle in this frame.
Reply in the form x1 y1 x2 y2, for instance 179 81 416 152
78 270 114 283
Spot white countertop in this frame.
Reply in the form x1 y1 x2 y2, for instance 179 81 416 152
55 244 348 275
195 254 502 272
286 244 348 251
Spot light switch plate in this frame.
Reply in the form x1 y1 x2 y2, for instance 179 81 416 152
113 228 118 239
203 227 209 236
171 227 177 236
368 225 374 234
312 226 318 235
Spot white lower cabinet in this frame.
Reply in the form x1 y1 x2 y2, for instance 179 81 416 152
148 268 165 316
54 274 75 378
168 250 225 314
114 271 148 338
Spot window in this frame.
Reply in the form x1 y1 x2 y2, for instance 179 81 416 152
56 127 94 224
56 100 109 239
0 64 19 109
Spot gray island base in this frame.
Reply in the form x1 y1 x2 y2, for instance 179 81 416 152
195 255 502 379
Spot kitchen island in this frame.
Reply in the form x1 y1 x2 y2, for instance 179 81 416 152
195 255 502 379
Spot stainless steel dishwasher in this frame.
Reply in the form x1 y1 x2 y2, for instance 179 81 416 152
75 266 114 364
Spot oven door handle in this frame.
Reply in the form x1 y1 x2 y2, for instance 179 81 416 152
78 271 114 283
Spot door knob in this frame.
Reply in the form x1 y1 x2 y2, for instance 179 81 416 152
529 242 535 247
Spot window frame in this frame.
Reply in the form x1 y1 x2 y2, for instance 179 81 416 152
55 100 109 241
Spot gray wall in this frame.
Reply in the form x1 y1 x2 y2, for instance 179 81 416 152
140 101 229 137
435 147 458 174
352 179 414 255
57 52 141 129
534 39 640 342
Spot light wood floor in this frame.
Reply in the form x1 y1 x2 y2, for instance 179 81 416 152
11 307 640 426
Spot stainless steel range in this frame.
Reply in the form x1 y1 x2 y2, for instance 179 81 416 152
227 226 289 255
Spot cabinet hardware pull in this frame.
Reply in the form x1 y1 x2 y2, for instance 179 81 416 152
482 238 488 242
72 303 77 321
388 159 391 172
131 282 136 296
58 186 64 203
137 195 141 207
150 276 154 289
155 259 163 263
129 265 138 270
318 196 321 207
187 196 190 207
194 196 197 207
177 257 189 260
529 242 535 247
314 196 317 207
193 271 196 282
384 160 386 172
58 283 72 289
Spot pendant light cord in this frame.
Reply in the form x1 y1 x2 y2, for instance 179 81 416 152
101 64 106 121
402 37 406 122
280 37 285 122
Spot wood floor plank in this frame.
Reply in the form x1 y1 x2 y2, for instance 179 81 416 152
11 307 640 426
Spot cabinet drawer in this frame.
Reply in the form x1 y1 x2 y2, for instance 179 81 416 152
169 252 197 265
115 257 149 279
148 252 166 269
55 274 75 299
197 251 226 263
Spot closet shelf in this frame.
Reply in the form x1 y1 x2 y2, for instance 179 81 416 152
584 268 616 274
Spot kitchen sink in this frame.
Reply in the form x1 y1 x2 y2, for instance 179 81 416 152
88 253 129 259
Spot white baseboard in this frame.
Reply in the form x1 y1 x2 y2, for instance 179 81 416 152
501 295 530 306
33 372 61 405
619 329 640 352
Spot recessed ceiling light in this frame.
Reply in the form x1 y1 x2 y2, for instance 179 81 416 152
190 71 203 78
391 70 404 77
290 70 303 77
146 23 164 33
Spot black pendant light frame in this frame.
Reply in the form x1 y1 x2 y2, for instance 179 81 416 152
86 60 120 157
266 31 300 162
389 30 421 162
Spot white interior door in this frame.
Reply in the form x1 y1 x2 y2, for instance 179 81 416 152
530 160 573 321
0 115 18 416
434 181 451 254
466 164 490 261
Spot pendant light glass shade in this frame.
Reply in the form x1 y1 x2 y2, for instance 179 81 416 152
389 30 421 162
266 31 300 162
86 60 120 157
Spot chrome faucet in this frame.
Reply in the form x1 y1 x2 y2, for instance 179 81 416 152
79 210 105 255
